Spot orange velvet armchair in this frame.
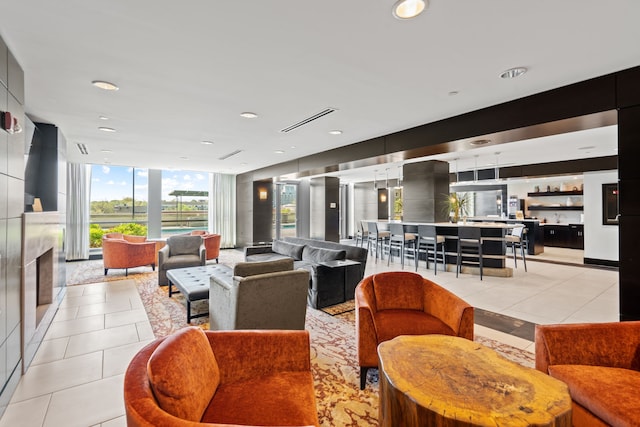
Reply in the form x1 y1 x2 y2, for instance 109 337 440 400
102 233 156 276
355 271 474 389
124 326 319 427
190 231 221 263
535 321 640 427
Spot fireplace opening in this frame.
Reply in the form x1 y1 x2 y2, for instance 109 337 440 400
36 248 54 327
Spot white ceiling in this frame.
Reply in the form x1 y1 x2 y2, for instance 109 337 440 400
0 1 637 179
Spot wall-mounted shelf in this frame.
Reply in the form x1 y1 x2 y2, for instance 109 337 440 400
527 190 583 197
528 206 583 211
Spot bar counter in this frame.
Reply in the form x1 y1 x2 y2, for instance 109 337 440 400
373 220 518 277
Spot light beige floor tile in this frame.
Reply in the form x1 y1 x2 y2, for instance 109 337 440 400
81 283 109 295
0 394 50 427
43 375 125 427
102 416 126 427
135 321 155 341
10 351 103 402
52 306 79 322
31 337 69 366
59 293 107 309
105 309 148 329
475 325 534 351
65 324 140 358
64 285 87 298
45 314 105 340
103 340 152 378
77 300 133 318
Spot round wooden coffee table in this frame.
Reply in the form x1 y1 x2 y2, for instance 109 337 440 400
378 335 571 427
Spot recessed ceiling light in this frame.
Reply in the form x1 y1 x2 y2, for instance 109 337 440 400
201 140 214 145
240 162 248 166
470 139 490 146
98 115 109 120
274 150 285 154
392 0 427 19
329 130 343 135
180 156 188 160
240 112 258 119
100 149 112 153
578 145 596 150
98 127 116 132
91 80 119 91
448 91 459 96
290 146 297 149
499 67 527 79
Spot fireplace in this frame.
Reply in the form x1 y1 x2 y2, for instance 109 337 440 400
22 212 65 372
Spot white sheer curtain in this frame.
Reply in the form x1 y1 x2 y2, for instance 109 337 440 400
66 163 92 260
209 173 236 248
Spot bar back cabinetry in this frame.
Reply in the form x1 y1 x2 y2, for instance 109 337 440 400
542 224 584 250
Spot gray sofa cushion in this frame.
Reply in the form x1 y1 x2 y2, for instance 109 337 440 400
302 246 346 263
272 240 305 260
233 258 294 277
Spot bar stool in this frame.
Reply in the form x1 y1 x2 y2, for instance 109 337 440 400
505 225 527 272
354 220 368 247
415 224 446 274
456 226 483 280
387 223 416 268
366 221 390 262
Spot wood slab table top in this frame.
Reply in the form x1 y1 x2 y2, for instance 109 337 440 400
378 335 571 427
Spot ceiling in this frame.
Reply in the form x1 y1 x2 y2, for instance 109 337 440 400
0 1 637 179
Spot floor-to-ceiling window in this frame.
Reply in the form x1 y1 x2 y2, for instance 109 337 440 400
89 165 148 248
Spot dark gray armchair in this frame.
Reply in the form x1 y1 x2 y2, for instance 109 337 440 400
158 235 206 286
209 259 309 330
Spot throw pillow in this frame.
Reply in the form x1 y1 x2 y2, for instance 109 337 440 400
147 327 220 421
302 246 346 263
272 240 305 260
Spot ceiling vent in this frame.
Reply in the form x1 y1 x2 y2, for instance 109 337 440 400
76 143 89 155
218 149 243 160
280 108 336 133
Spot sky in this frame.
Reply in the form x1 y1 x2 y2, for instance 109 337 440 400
90 165 209 202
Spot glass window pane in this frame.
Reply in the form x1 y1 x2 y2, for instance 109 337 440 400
161 170 209 236
89 165 148 248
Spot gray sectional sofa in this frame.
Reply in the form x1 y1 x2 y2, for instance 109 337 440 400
244 237 368 309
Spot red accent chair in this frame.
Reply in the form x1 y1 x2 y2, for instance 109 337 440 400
102 233 156 276
536 321 640 427
355 271 474 389
124 327 319 426
190 231 221 263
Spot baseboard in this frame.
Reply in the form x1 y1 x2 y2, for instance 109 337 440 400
584 257 619 268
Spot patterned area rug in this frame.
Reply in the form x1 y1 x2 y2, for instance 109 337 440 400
67 250 535 427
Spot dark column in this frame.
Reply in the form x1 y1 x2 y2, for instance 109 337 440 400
402 160 450 222
377 188 389 220
252 180 273 244
310 176 339 242
617 66 640 321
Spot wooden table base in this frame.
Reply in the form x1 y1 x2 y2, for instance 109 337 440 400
378 335 571 427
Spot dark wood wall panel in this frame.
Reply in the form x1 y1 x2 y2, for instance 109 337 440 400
252 180 273 244
354 182 377 226
403 161 449 222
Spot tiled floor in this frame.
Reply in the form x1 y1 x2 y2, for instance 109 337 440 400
0 250 619 426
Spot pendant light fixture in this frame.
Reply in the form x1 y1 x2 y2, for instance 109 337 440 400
473 155 479 182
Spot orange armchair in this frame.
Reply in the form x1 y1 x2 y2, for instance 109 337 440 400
124 326 319 426
535 321 640 427
102 233 156 276
355 271 474 389
190 231 221 262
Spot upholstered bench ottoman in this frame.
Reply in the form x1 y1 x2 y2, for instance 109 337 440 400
167 264 233 323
